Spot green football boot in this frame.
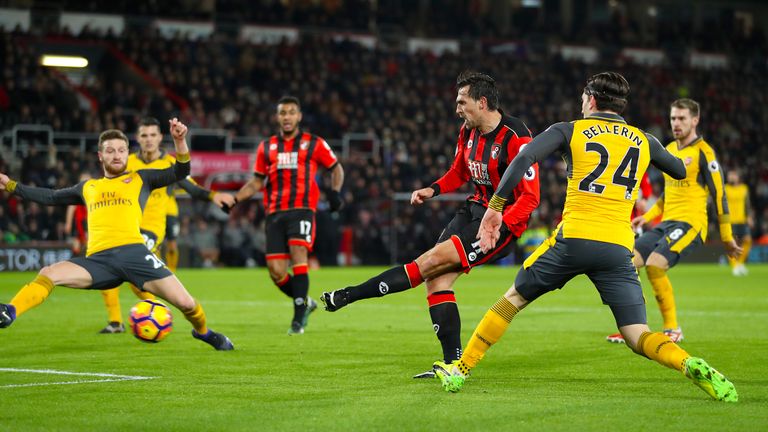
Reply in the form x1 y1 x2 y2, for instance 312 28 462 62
683 357 738 402
433 360 467 393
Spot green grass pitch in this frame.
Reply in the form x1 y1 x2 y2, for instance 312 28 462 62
1 264 766 431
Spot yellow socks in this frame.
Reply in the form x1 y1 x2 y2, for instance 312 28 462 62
10 275 55 317
739 237 752 265
129 284 156 301
460 296 519 371
165 246 179 272
636 331 690 372
183 302 208 334
101 287 123 323
647 266 678 329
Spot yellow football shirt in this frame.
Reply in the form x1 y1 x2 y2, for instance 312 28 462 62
9 161 190 255
725 183 749 224
562 116 651 251
643 138 732 242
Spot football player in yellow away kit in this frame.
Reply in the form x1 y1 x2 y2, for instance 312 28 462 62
0 120 234 350
725 170 752 276
606 99 741 344
433 72 738 402
98 117 235 333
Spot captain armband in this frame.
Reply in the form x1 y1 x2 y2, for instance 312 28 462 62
176 152 191 163
488 194 507 212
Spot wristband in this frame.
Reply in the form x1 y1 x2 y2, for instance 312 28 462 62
429 183 441 196
488 194 506 212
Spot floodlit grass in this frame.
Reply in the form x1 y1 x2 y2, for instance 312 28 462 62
1 264 766 431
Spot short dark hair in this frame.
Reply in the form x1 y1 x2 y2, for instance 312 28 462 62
98 129 129 151
671 98 700 118
138 117 161 129
584 72 630 114
277 96 301 110
456 70 499 111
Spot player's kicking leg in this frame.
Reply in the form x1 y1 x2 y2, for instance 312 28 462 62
320 240 464 378
0 261 93 329
143 275 234 351
321 239 463 311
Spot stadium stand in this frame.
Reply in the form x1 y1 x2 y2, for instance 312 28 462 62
1 1 766 267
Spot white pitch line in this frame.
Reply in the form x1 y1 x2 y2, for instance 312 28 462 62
2 378 153 388
0 367 156 388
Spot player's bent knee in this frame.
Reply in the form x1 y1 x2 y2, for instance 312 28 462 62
503 286 529 310
418 248 461 278
417 254 443 276
645 255 669 271
38 265 66 284
38 265 55 279
268 270 287 283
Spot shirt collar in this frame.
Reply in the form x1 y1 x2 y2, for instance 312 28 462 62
587 112 626 123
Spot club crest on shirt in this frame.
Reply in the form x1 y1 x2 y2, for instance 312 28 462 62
684 157 693 166
491 144 501 160
300 140 310 150
467 139 473 149
270 144 278 151
122 177 132 184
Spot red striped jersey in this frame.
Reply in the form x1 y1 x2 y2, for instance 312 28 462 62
434 114 540 237
254 131 338 214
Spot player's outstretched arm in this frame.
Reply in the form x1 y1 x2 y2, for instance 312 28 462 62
221 175 264 214
479 123 566 252
140 119 192 190
234 175 264 202
410 187 435 205
648 135 685 180
494 123 567 201
176 178 236 209
168 117 191 182
1 172 84 206
169 117 190 156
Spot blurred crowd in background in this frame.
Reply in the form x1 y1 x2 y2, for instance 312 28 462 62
1 0 766 267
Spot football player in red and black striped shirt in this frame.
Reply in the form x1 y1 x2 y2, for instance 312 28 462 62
229 96 345 334
321 71 540 375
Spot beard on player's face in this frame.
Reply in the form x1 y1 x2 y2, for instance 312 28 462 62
103 159 127 176
281 122 298 134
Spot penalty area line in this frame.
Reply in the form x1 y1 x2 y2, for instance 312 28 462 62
0 367 156 388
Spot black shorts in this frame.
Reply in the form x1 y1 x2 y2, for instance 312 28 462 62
165 215 180 241
265 209 316 260
732 223 750 238
437 201 517 273
634 220 703 267
70 243 172 290
140 229 160 254
515 227 646 326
